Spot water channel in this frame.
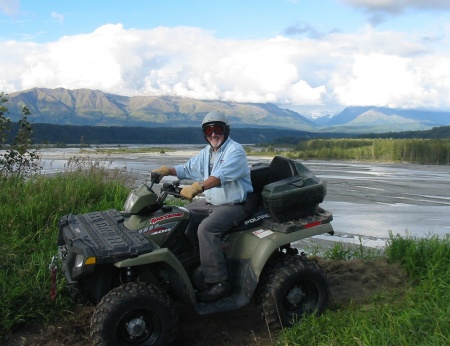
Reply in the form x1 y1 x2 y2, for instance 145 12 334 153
36 145 450 248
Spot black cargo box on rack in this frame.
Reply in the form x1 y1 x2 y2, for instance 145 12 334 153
250 156 326 223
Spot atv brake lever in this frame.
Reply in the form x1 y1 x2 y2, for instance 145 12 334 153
150 172 162 184
161 182 183 198
171 190 183 198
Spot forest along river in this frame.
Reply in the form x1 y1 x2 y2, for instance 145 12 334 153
37 145 450 248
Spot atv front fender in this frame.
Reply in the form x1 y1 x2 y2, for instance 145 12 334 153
114 248 195 303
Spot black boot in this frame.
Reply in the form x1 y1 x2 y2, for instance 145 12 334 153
197 281 231 303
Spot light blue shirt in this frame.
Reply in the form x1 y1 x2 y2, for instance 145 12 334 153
174 138 253 205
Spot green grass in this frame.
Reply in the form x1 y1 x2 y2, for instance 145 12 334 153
1 164 449 345
303 237 384 260
276 233 450 346
247 138 450 165
0 164 131 337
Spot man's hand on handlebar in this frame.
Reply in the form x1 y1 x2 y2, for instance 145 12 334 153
151 165 170 178
180 182 203 200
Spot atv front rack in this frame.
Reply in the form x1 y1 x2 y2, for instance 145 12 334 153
58 209 155 264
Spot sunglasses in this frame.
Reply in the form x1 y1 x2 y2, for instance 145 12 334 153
203 124 225 136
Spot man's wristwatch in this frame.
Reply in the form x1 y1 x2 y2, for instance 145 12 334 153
200 183 205 192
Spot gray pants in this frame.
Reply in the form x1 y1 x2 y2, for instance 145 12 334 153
186 199 247 284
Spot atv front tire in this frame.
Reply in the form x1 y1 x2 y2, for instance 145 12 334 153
255 255 329 329
90 282 178 346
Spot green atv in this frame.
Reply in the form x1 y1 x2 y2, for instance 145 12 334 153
56 156 334 345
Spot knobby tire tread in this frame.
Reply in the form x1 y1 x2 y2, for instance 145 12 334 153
90 282 178 346
255 254 329 330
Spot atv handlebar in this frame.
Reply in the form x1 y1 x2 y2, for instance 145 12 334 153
150 172 184 199
161 181 183 198
150 172 163 184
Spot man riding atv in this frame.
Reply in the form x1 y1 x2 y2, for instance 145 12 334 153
57 112 333 345
152 111 252 303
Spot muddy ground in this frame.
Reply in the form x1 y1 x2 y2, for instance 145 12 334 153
4 257 408 346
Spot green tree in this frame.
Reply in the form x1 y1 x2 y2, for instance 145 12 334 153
0 94 41 177
0 92 11 147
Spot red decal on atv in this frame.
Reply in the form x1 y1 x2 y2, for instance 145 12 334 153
150 212 184 224
304 221 321 229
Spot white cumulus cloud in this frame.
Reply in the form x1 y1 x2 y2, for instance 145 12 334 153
1 23 450 114
342 0 450 24
0 0 19 16
342 0 450 13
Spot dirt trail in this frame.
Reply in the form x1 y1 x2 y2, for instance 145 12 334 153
4 258 408 346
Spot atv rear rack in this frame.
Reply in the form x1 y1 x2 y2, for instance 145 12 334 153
262 207 333 234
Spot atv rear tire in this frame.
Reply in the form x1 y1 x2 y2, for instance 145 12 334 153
255 255 329 329
90 282 178 346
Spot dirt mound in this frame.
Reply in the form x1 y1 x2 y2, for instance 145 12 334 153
3 258 408 346
319 257 408 308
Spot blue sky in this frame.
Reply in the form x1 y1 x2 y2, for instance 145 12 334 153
1 0 450 116
0 1 365 42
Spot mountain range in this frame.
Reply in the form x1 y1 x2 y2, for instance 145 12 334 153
4 88 450 133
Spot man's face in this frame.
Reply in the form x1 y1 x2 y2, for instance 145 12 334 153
203 123 226 149
207 132 224 149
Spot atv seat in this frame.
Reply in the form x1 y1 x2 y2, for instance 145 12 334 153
185 156 301 246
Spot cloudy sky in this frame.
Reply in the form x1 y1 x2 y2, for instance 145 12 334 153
1 0 450 117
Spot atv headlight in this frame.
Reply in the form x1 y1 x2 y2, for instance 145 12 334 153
75 254 96 268
124 191 139 213
75 254 85 268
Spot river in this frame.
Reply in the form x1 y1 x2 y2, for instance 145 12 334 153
35 145 450 248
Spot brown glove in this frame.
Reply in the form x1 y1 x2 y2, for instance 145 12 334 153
180 182 203 200
151 165 170 177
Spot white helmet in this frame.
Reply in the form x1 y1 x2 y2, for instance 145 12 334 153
202 111 230 127
201 111 231 147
